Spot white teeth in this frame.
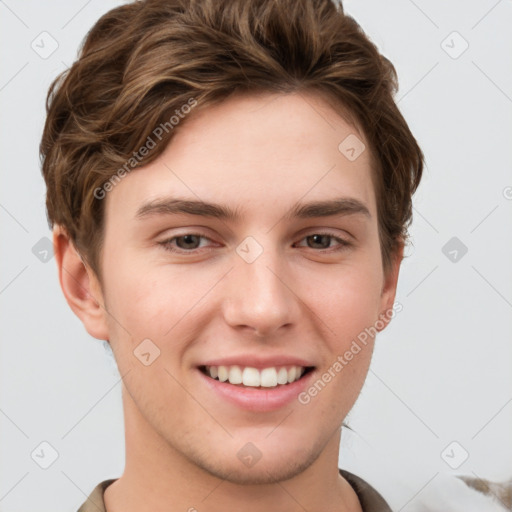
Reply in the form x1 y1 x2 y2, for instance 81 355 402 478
218 365 228 382
260 367 277 387
228 365 243 385
205 365 307 387
242 367 260 387
287 366 297 383
277 367 288 385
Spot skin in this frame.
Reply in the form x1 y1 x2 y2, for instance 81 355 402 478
54 91 403 512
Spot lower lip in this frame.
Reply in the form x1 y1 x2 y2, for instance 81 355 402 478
197 368 315 412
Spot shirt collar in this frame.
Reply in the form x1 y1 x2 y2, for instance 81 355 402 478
77 469 391 512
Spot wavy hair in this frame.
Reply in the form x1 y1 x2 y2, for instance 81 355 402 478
40 0 424 282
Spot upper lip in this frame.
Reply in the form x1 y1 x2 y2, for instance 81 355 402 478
198 355 316 369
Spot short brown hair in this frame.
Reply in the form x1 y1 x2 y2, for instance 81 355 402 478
40 0 424 282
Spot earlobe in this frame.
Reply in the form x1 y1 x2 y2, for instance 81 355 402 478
377 241 404 332
53 225 109 341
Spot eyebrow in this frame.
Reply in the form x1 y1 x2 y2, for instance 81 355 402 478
135 197 371 222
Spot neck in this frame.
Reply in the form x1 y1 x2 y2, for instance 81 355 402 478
104 384 362 512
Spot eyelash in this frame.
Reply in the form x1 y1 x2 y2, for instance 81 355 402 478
158 232 352 254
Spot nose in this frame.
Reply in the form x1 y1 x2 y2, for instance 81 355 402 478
221 240 301 338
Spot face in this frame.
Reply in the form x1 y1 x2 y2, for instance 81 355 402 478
75 91 401 484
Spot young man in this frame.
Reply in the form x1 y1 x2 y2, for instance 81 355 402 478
40 0 424 510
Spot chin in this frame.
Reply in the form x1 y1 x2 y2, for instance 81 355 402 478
185 440 322 486
203 457 317 485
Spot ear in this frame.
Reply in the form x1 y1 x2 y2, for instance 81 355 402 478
53 225 109 340
376 240 404 332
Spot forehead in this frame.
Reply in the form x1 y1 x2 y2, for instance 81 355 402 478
105 91 377 225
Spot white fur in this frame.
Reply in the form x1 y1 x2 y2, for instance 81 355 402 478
406 473 509 512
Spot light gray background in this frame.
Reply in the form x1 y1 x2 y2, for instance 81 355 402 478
1 1 511 510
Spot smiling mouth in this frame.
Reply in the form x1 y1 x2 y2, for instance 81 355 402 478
198 365 315 388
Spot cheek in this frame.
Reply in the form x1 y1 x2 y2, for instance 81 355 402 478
102 255 214 357
303 273 379 411
312 262 383 341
